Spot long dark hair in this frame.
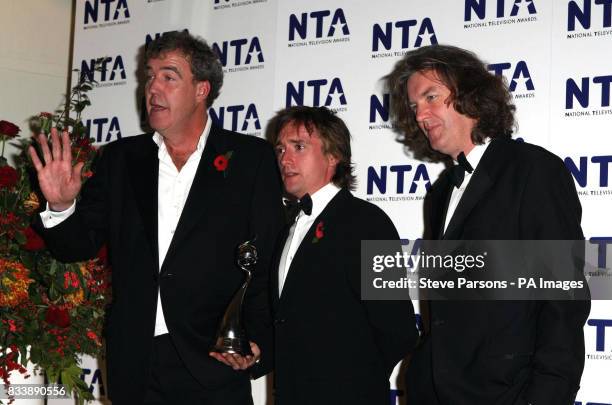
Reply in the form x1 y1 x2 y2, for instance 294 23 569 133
386 44 516 162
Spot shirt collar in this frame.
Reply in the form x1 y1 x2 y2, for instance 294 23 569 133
308 183 341 219
152 116 212 158
459 137 491 172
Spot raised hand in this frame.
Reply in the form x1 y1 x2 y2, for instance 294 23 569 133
28 128 85 212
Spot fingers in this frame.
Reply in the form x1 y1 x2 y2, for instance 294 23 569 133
249 341 261 359
209 351 255 370
61 131 72 162
38 133 52 165
50 128 62 161
73 161 85 180
28 145 43 172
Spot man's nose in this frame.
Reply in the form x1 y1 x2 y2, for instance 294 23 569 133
279 149 292 166
415 104 429 123
147 77 161 95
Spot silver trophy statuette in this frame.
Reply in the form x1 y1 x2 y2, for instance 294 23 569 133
211 239 258 356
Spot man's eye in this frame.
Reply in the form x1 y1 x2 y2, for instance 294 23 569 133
427 94 438 102
295 144 305 151
275 147 285 155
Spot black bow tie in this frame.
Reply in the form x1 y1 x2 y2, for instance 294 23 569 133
450 152 474 188
283 194 313 218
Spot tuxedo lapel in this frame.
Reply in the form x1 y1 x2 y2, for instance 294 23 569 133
278 189 347 304
161 125 227 272
271 224 291 309
127 137 159 271
442 139 508 240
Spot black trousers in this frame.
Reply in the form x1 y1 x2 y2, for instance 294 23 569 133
143 334 253 405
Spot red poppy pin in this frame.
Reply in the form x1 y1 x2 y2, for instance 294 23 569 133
312 221 325 243
214 151 233 177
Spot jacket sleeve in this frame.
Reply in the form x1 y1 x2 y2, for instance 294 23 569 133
520 156 590 405
244 143 285 378
347 205 419 376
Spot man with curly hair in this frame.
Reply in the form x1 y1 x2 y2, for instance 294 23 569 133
387 45 589 405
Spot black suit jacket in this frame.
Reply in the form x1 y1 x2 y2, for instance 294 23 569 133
272 188 418 405
37 125 285 403
405 139 590 405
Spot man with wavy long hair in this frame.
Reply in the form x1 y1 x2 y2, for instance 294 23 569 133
387 45 589 405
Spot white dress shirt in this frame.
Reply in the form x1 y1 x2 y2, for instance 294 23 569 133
443 139 491 234
41 118 212 336
278 183 340 296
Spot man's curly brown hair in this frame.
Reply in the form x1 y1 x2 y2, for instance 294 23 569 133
386 45 516 163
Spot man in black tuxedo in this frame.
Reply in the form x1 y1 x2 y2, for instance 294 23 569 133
387 45 590 405
29 32 284 404
265 106 418 405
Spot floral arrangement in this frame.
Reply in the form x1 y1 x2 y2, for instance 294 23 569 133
0 63 110 404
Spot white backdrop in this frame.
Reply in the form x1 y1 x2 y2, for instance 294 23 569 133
53 1 612 404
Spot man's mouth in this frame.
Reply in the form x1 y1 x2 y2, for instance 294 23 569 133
149 102 167 113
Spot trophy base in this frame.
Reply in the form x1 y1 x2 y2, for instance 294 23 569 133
211 337 253 356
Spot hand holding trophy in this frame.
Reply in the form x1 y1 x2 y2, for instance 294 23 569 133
209 239 261 369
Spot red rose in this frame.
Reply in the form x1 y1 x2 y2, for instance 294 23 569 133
97 244 108 264
315 221 324 239
23 226 45 251
214 155 229 171
45 306 71 328
0 120 20 138
0 165 19 189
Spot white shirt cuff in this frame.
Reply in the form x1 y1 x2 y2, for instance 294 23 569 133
39 201 76 228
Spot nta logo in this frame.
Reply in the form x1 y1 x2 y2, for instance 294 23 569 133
370 94 390 123
565 75 612 108
213 37 264 67
209 104 261 133
84 0 130 25
80 56 126 84
286 78 346 108
587 318 612 351
372 19 438 52
145 29 189 49
488 61 535 92
564 155 612 187
289 9 349 41
464 0 537 21
85 117 122 143
367 165 431 195
568 0 612 31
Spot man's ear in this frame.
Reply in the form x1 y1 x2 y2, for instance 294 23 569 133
196 80 211 104
327 154 339 169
